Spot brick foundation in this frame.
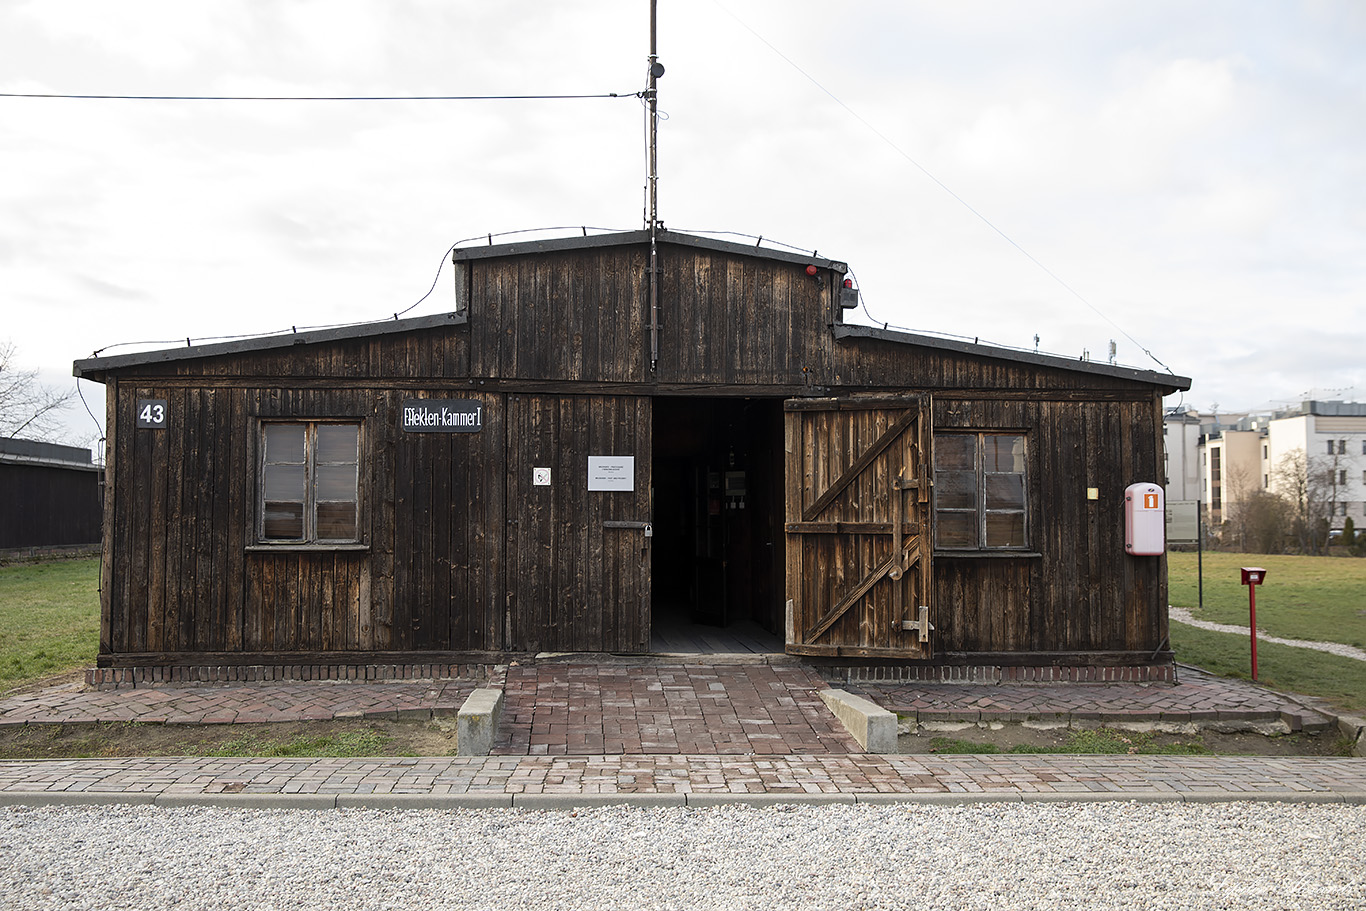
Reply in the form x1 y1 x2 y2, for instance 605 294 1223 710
84 663 499 690
820 662 1178 685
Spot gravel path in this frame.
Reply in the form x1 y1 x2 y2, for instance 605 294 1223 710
3 803 1364 910
1170 607 1366 663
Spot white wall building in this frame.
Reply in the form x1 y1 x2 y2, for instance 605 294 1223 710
1266 401 1366 532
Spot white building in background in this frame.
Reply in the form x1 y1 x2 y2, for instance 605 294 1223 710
1266 401 1366 532
1162 408 1202 501
1162 399 1366 534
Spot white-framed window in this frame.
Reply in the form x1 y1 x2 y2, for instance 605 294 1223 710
259 421 361 543
934 432 1028 550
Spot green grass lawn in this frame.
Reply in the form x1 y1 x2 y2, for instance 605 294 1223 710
1168 551 1366 715
1168 551 1366 647
1170 621 1366 715
0 557 101 694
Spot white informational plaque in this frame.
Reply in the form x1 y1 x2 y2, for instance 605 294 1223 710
587 456 635 492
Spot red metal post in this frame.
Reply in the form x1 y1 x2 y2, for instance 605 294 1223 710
1248 583 1258 682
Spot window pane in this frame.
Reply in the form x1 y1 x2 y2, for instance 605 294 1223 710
935 434 976 470
984 434 1026 472
263 463 306 501
316 464 357 501
936 512 977 548
985 512 1026 547
316 424 359 463
937 470 977 510
316 502 357 540
263 502 304 539
985 473 1025 509
264 424 306 463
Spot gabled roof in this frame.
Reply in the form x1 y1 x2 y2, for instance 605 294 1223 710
71 229 1188 394
450 228 848 273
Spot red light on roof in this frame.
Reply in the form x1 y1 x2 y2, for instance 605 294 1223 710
805 264 818 276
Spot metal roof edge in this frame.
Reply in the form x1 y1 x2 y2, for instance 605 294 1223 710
451 229 847 271
833 324 1192 391
73 310 468 381
0 453 102 472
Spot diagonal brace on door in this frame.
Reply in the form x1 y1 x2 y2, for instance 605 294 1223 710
804 534 922 642
801 410 918 522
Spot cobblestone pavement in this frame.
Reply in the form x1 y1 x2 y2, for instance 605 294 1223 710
1 660 1362 805
858 667 1335 730
493 664 858 755
1 753 1364 805
0 679 476 725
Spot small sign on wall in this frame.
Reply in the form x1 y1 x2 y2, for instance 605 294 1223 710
402 399 483 432
1166 500 1200 544
588 456 634 491
136 399 167 429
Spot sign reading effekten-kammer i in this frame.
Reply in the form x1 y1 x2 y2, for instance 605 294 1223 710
402 399 483 432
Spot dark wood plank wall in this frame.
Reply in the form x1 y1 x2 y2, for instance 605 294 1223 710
124 323 472 381
103 383 508 660
505 394 652 653
655 247 832 386
827 335 1167 396
0 463 102 548
469 249 647 384
930 395 1167 654
95 242 1175 663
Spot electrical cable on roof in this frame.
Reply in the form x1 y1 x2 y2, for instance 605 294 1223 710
711 0 1176 377
86 225 638 357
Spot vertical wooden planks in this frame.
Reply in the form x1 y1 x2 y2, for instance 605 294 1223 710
99 377 118 657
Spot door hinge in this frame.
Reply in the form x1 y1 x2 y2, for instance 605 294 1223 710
900 605 934 642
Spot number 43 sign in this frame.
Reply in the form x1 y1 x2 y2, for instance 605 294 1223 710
137 399 168 429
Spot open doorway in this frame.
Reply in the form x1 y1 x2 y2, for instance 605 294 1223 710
650 397 785 653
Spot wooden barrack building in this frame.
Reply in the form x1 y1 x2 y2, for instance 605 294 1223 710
74 230 1190 675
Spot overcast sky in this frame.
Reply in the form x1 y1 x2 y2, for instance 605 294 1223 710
3 0 1363 452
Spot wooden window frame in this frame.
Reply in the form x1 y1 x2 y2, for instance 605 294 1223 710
933 430 1029 552
256 419 362 546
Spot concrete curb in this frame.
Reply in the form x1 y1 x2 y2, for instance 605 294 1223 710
337 793 515 809
1335 713 1366 757
511 793 687 810
820 688 897 753
0 791 158 807
3 789 1366 809
153 793 337 810
456 686 504 756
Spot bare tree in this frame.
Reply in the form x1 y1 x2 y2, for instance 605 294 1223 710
1272 447 1335 555
0 340 74 441
1226 489 1290 554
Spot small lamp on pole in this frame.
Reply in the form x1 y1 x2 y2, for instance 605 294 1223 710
1240 567 1268 681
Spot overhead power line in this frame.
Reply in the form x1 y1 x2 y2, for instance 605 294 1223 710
0 90 642 102
711 1 1176 377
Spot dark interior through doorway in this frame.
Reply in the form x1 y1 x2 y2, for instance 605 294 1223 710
651 397 785 652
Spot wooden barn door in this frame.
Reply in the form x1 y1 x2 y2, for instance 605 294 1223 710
784 395 934 658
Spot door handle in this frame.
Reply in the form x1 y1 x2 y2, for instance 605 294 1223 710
603 520 653 537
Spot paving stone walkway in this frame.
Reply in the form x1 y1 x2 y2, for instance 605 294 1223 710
0 679 476 725
494 664 857 755
858 667 1335 730
0 660 1361 805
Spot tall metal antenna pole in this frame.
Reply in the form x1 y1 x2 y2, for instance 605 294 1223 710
646 0 662 371
647 0 660 232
